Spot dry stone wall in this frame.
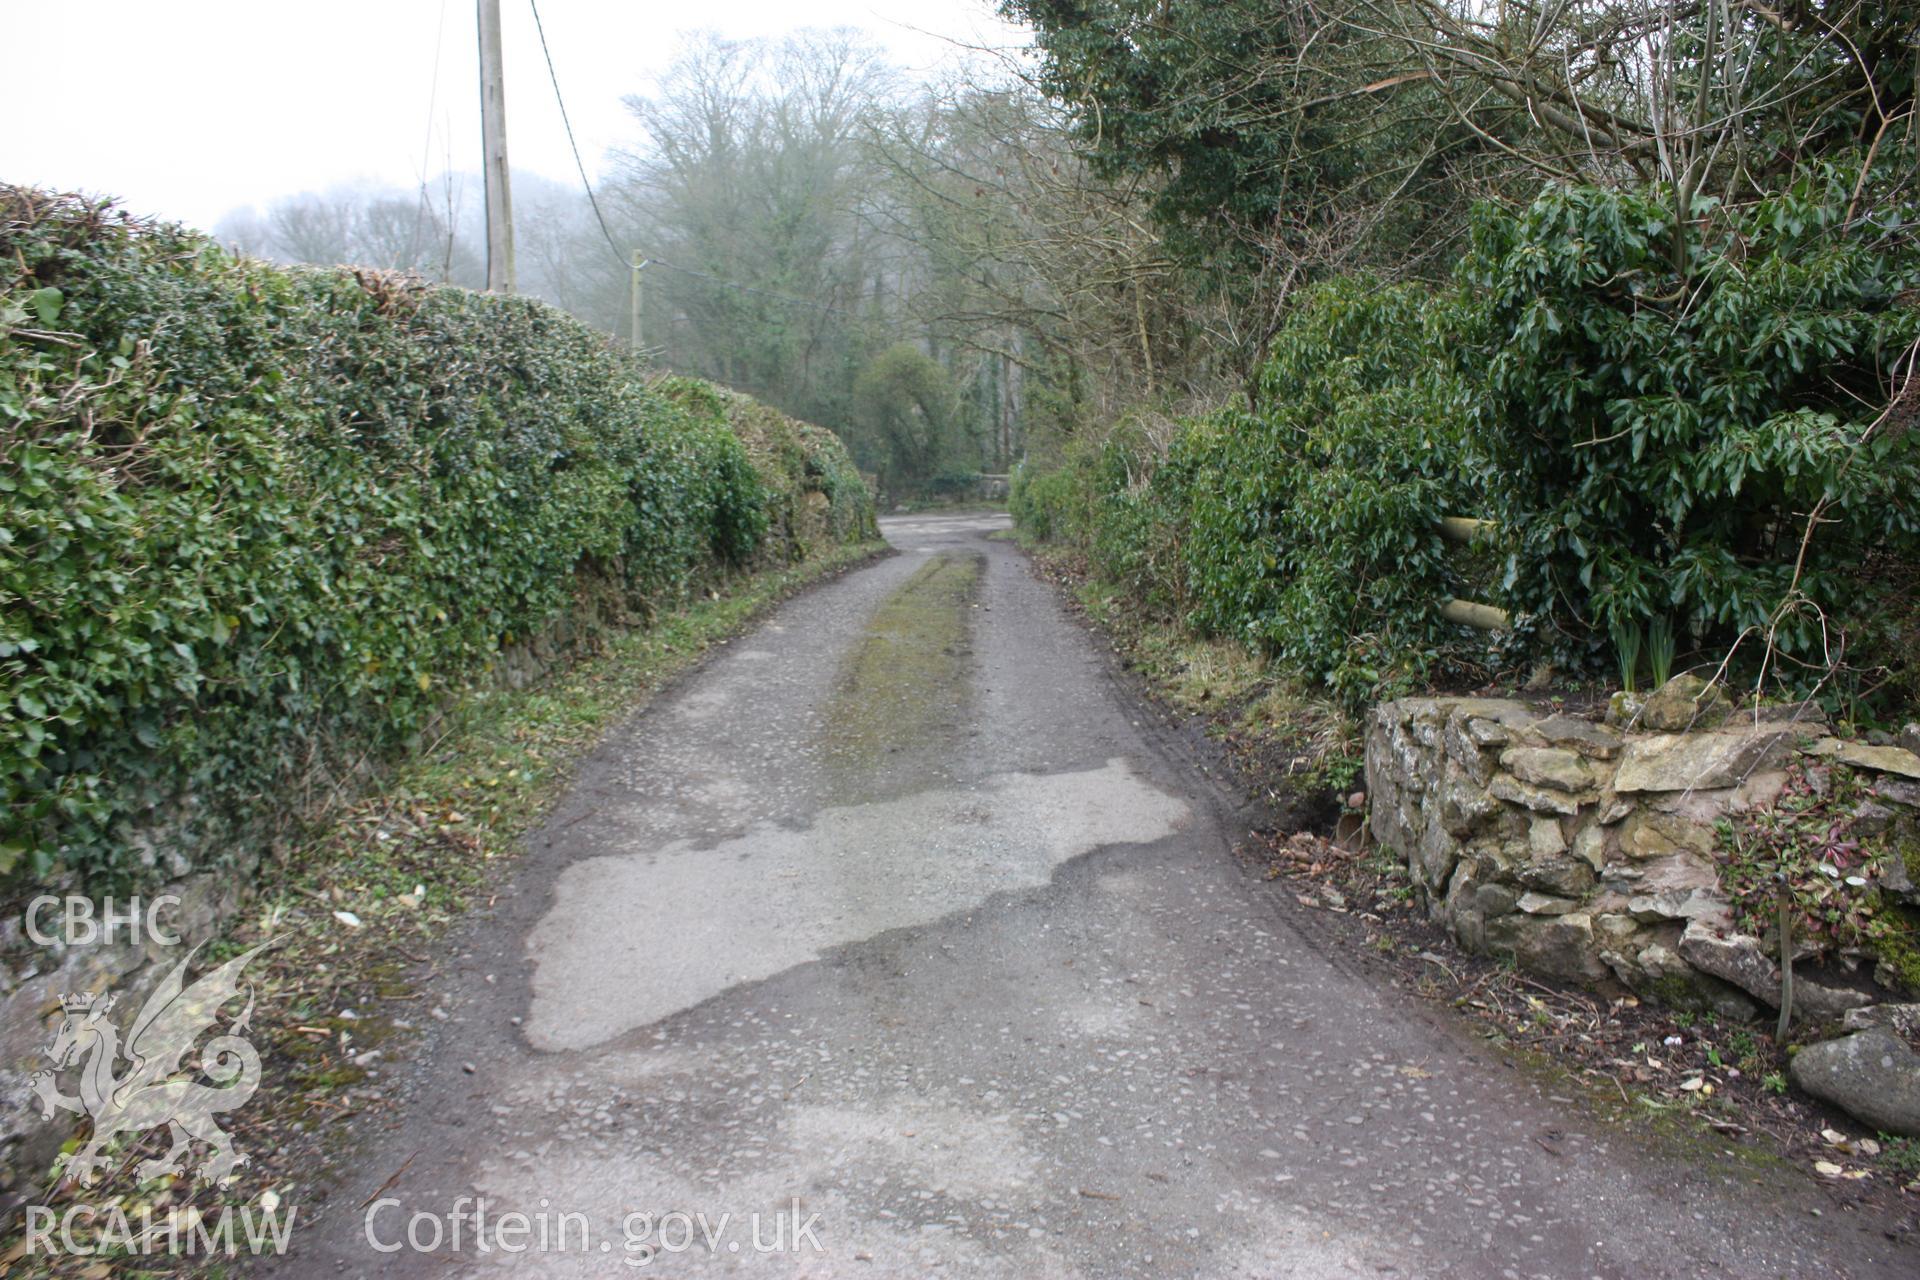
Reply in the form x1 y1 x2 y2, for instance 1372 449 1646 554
1365 686 1920 1027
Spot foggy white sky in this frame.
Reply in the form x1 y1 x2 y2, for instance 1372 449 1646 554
0 0 1026 233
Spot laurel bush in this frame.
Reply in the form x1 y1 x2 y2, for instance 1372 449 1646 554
1015 164 1920 710
1009 460 1089 546
1016 279 1489 704
0 190 874 890
1464 166 1920 672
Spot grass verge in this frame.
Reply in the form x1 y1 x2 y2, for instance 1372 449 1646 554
3 540 889 1275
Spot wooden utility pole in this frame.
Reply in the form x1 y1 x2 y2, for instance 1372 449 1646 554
477 0 515 293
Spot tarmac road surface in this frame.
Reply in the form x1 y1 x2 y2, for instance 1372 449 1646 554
274 511 1913 1278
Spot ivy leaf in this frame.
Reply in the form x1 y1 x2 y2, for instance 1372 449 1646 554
28 287 63 327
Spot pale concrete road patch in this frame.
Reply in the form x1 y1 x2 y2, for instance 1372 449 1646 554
525 759 1190 1051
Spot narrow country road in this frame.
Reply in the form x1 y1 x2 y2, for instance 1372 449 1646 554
278 513 1909 1279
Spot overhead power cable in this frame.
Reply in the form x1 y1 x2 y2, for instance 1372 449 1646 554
528 0 626 269
526 0 849 317
411 0 451 265
415 0 449 187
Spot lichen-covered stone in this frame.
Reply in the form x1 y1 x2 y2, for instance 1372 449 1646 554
1439 697 1536 724
1841 1003 1920 1037
1881 826 1919 907
1623 854 1726 925
1606 690 1646 728
1444 716 1496 786
1488 912 1609 984
1527 816 1567 858
1878 778 1920 810
1489 773 1585 815
1570 822 1608 872
1534 714 1623 759
1613 730 1791 793
1500 746 1600 793
1413 819 1459 895
1437 759 1498 836
1618 810 1717 860
1466 717 1511 747
1677 920 1872 1020
1810 740 1920 781
1368 696 1920 1017
1636 942 1690 981
1516 855 1596 898
1476 883 1520 917
1790 1029 1920 1138
1645 767 1790 821
1640 674 1733 732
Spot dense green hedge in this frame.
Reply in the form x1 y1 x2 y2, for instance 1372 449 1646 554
657 377 877 552
1015 164 1920 710
1466 170 1920 661
0 190 874 890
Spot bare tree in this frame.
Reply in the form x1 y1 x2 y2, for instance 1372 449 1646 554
264 192 356 265
212 206 272 257
610 29 898 423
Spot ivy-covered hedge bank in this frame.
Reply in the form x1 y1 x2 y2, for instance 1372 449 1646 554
0 189 875 891
1015 165 1920 713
